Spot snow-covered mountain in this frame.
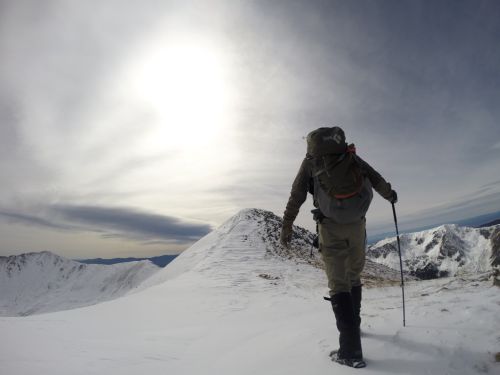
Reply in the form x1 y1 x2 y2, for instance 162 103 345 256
0 251 160 316
78 254 177 267
3 210 493 319
141 208 411 289
1 208 498 375
0 209 404 317
367 224 500 279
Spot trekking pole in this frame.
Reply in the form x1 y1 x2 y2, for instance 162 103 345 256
392 202 406 327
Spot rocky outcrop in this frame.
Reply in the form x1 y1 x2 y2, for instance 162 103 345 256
367 224 496 280
491 227 500 267
242 209 413 285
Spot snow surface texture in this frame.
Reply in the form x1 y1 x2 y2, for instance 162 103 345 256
1 208 499 374
247 208 416 286
367 224 499 279
0 251 160 316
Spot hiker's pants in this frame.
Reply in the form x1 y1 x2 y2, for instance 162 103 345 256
319 217 366 295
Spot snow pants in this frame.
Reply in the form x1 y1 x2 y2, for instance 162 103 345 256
319 217 366 296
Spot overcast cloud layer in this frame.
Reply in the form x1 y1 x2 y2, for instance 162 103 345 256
1 0 499 257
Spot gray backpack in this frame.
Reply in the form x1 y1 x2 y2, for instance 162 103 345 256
307 127 373 223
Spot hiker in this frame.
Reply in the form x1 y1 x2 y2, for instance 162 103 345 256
280 127 397 369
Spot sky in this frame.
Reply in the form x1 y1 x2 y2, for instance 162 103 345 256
1 0 499 258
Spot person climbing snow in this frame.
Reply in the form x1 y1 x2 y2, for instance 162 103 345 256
280 126 397 369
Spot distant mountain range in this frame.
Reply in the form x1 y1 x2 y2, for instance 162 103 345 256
77 254 177 267
0 209 409 317
1 209 498 317
0 251 160 316
368 210 500 244
367 223 499 279
478 219 500 228
2 210 498 375
459 211 500 228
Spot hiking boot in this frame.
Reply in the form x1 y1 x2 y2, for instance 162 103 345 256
329 350 366 368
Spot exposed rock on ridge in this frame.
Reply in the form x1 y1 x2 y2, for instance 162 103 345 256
367 224 497 279
242 209 413 286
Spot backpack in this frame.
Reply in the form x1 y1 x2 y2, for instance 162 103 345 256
307 126 347 157
312 145 363 199
306 127 373 223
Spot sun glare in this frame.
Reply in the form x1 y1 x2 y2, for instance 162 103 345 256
127 36 235 155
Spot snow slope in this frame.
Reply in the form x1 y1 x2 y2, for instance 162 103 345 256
141 208 408 289
0 251 160 316
0 210 401 317
0 209 498 374
367 224 499 279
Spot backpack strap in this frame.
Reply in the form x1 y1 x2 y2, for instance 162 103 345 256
313 153 347 177
334 189 361 199
313 143 356 178
332 149 363 199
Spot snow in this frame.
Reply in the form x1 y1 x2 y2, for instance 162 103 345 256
0 251 160 316
368 224 498 278
0 209 499 374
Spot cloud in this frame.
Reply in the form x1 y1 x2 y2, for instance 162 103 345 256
0 210 72 231
2 1 500 256
0 204 212 244
396 189 500 232
480 179 500 189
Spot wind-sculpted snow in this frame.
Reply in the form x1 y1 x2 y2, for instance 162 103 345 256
367 224 498 279
144 208 413 290
0 251 160 316
140 208 328 293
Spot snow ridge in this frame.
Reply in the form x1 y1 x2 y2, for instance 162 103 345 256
141 208 326 292
0 209 413 317
144 208 413 289
1 210 499 375
0 251 160 316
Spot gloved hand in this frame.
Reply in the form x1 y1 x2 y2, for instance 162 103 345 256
388 190 398 204
311 208 325 223
280 222 293 248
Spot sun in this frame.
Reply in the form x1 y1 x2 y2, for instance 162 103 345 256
126 35 235 155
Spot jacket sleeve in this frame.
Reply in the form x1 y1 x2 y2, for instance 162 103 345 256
356 156 393 200
283 158 311 225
